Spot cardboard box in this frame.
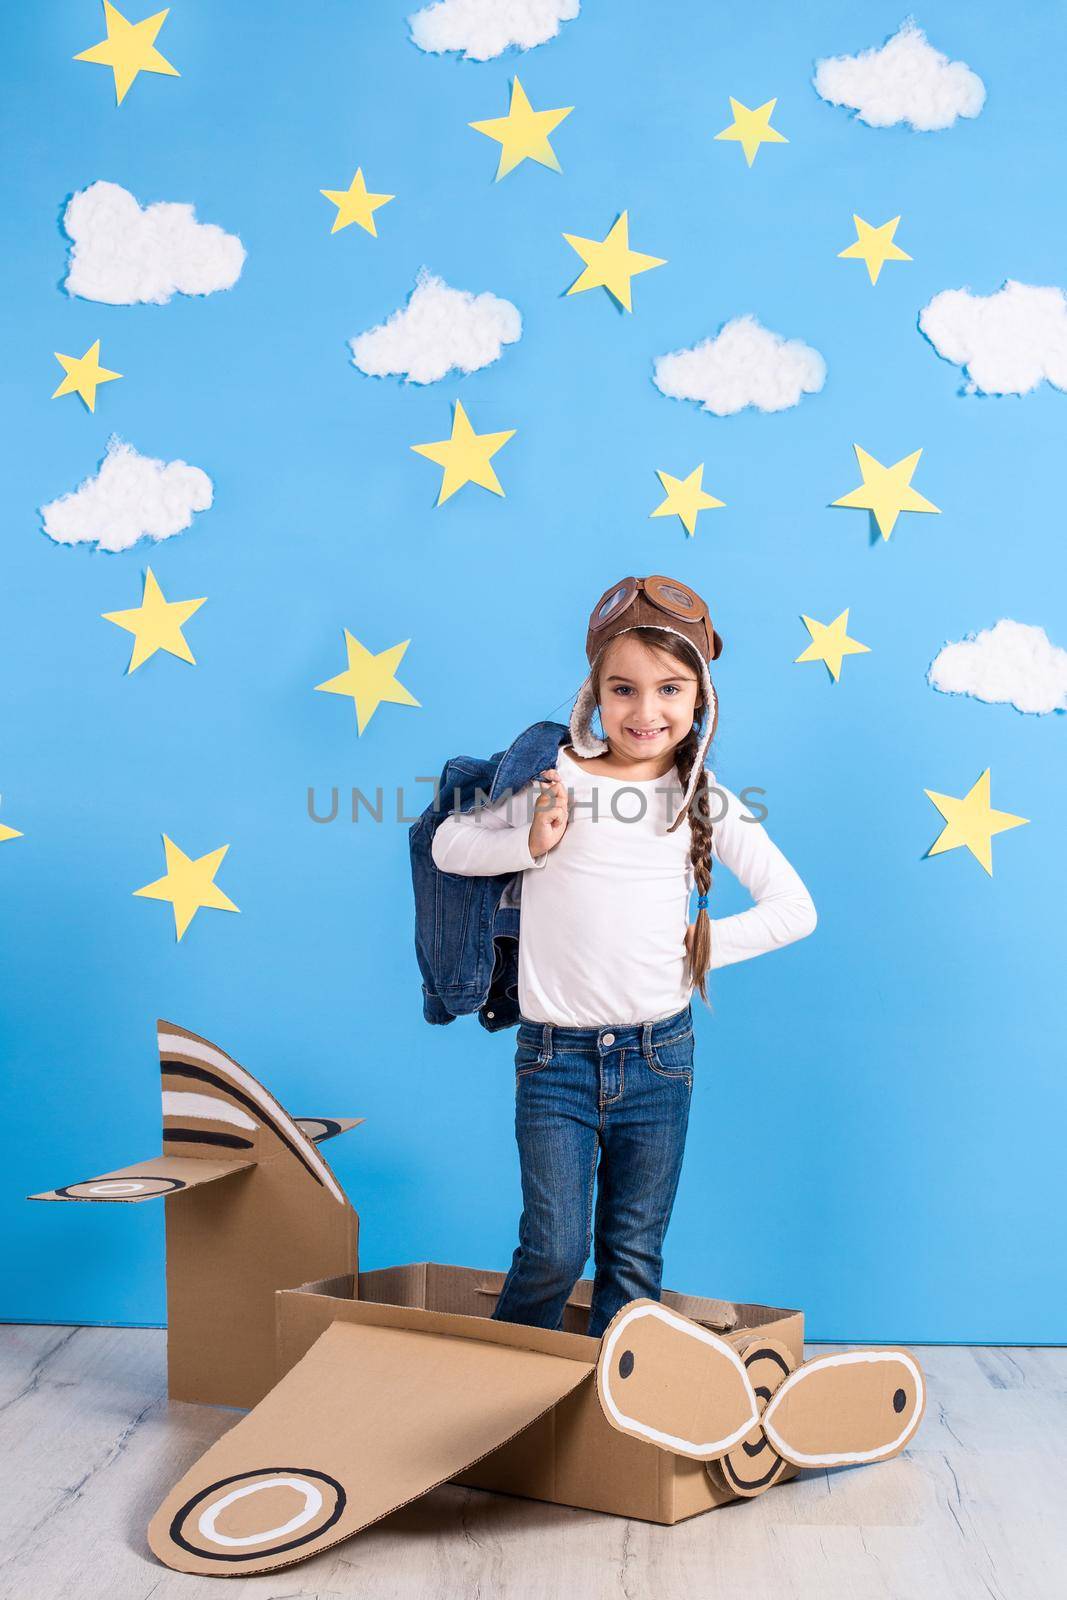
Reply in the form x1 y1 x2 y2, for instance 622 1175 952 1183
275 1264 805 1524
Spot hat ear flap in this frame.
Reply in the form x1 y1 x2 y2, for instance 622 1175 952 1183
569 675 608 757
705 678 718 740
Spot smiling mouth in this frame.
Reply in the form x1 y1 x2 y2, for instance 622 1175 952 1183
626 726 667 739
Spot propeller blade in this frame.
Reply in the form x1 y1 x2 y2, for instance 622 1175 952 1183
596 1299 759 1458
762 1347 925 1468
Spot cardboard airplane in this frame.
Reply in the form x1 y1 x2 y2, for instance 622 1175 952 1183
30 1021 926 1578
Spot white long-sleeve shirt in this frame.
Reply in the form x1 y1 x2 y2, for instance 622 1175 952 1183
431 745 817 1027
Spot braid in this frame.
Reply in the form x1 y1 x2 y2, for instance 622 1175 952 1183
672 724 715 1006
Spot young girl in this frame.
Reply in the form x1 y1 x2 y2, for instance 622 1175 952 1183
431 574 817 1339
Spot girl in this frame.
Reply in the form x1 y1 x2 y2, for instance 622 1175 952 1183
431 573 817 1339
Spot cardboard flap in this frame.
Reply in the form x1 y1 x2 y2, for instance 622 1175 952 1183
28 1153 254 1203
474 1275 738 1332
149 1318 594 1575
293 1117 364 1144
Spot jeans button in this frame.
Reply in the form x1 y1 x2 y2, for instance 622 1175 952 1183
602 1031 615 1046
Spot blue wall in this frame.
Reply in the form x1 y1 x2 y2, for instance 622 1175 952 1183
3 0 1064 1341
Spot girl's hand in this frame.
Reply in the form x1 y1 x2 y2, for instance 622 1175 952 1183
528 769 570 859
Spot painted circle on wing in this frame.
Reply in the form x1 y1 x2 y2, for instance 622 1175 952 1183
169 1468 346 1561
294 1118 340 1142
713 1337 796 1499
56 1176 187 1200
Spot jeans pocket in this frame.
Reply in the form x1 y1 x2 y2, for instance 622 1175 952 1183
515 1037 551 1077
647 1029 694 1082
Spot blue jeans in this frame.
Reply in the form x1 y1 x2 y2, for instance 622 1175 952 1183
491 1003 694 1341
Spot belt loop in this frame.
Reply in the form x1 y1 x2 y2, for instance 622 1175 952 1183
642 1018 652 1055
542 1022 552 1058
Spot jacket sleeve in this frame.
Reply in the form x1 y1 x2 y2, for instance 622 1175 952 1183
706 784 817 969
430 781 551 878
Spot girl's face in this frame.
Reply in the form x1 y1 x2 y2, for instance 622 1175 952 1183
597 634 700 762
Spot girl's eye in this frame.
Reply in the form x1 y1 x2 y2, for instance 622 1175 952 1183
612 684 681 696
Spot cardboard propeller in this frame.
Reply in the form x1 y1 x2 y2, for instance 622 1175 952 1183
28 1020 363 1408
596 1300 925 1493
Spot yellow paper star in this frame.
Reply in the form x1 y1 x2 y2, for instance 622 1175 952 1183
650 465 724 537
795 609 870 682
832 445 940 541
73 2 179 106
411 399 516 505
320 169 394 236
924 770 1028 877
714 98 788 166
562 211 666 312
469 77 573 180
838 215 912 286
52 340 122 412
134 836 239 941
315 632 421 736
102 567 206 673
0 823 22 844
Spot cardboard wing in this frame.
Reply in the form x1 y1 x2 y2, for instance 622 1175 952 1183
294 1117 362 1144
148 1318 595 1576
27 1019 364 1410
595 1300 926 1496
28 1154 253 1202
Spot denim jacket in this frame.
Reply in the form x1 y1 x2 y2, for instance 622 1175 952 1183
409 719 571 1033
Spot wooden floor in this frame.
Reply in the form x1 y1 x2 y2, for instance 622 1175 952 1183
0 1326 1062 1600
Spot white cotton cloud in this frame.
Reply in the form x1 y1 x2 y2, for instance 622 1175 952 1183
652 315 826 418
408 0 578 60
39 436 213 553
62 179 246 306
350 269 522 385
813 19 985 131
918 280 1067 397
927 620 1067 716
929 621 1067 715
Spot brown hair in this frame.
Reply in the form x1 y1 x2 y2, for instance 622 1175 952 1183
590 627 718 1005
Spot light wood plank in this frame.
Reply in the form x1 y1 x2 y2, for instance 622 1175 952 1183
0 1327 1063 1600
